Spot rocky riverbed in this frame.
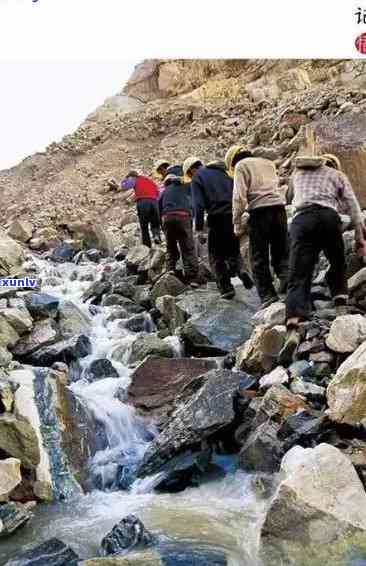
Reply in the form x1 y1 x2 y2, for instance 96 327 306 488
1 219 366 565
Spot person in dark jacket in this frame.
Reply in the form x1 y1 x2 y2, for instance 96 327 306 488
159 174 199 287
183 157 253 299
121 170 161 248
154 159 184 180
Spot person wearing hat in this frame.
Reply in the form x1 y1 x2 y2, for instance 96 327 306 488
226 145 289 308
183 156 253 299
279 153 366 366
154 159 184 181
158 174 199 287
121 170 161 248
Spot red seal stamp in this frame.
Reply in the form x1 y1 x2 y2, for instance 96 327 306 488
356 33 366 54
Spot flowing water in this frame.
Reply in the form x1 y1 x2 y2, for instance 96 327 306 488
0 257 270 565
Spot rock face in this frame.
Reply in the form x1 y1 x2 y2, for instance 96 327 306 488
0 502 33 538
0 229 25 277
261 444 366 562
128 335 175 365
7 368 80 500
181 290 258 355
0 458 22 502
101 515 155 556
327 341 366 425
315 113 366 207
7 220 33 243
326 314 366 353
4 537 79 565
137 369 241 478
127 356 217 425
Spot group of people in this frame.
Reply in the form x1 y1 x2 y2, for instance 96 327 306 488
121 147 366 366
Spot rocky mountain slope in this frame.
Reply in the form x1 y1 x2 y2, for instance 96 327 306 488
1 59 366 250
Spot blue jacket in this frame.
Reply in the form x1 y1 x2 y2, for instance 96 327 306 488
191 163 233 231
159 179 193 218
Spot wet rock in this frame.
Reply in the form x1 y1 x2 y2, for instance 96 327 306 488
88 359 119 382
290 377 325 399
137 369 241 478
176 288 219 318
0 458 22 502
150 273 186 305
182 293 257 355
326 314 366 353
0 229 25 277
236 325 268 375
278 411 327 451
327 341 366 425
252 301 286 327
0 308 33 335
124 313 151 333
26 334 91 366
12 319 58 358
128 335 175 365
0 316 19 349
7 220 33 243
127 356 217 424
0 347 12 368
0 413 40 470
82 280 111 304
104 306 129 323
125 245 151 274
0 379 14 412
259 366 288 390
239 420 283 473
0 502 33 538
67 222 113 256
51 243 76 263
25 293 59 320
260 444 366 561
101 514 155 556
4 537 79 565
349 267 366 293
102 295 144 315
80 552 161 565
260 325 286 358
58 300 91 339
156 295 186 334
112 281 135 300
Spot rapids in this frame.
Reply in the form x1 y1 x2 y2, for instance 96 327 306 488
0 256 269 565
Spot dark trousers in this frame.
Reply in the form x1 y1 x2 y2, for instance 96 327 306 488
136 199 160 248
249 205 289 302
208 213 244 293
163 216 199 282
286 206 347 320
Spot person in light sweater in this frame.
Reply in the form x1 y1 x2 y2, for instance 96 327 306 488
226 145 289 308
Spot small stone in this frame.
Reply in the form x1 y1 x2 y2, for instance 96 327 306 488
259 366 288 390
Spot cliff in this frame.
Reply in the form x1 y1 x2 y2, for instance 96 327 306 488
1 59 366 247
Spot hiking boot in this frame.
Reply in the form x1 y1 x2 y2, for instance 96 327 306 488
278 279 288 295
261 295 279 309
190 281 200 289
279 328 300 367
239 270 254 290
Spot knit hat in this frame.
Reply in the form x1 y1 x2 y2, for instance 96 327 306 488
225 145 250 176
182 156 202 178
322 154 342 171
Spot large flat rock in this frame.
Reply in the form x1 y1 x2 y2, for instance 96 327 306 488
127 356 217 425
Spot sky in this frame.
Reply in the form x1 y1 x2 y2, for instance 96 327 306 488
0 60 138 170
0 0 361 170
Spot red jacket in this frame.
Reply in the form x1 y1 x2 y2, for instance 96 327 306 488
134 176 159 201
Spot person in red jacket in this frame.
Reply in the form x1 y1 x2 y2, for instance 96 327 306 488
121 170 161 247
